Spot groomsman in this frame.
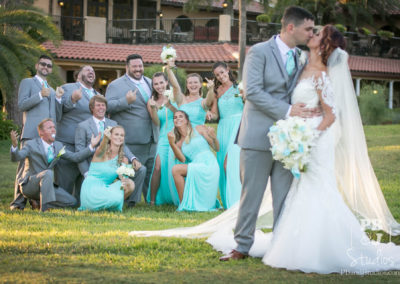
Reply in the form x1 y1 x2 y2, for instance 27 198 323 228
106 54 159 205
10 55 63 210
75 95 146 204
10 119 100 212
56 65 99 198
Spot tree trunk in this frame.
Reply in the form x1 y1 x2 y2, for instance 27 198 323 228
238 0 246 80
4 82 22 127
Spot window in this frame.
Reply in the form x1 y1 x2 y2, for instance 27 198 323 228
87 0 108 18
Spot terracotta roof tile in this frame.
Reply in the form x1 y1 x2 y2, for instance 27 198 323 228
43 41 400 76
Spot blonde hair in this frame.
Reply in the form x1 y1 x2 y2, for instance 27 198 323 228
96 125 125 165
173 111 193 144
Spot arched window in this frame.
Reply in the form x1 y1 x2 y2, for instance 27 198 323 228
175 15 193 32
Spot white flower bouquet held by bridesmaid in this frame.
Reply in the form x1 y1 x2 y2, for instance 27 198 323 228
116 164 135 178
268 116 319 178
160 45 177 63
163 89 174 103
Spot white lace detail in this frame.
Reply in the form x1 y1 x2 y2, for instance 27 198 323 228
315 72 335 115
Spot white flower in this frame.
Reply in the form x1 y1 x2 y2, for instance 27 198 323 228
164 89 174 103
299 50 308 66
56 146 66 158
116 164 135 178
103 126 112 138
160 45 177 63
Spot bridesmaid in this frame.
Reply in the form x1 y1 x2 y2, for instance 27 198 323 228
165 59 215 205
146 72 178 205
167 111 220 211
210 62 244 209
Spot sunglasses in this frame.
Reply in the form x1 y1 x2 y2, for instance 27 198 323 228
39 62 53 68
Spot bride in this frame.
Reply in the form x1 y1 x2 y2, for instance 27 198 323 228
130 25 400 274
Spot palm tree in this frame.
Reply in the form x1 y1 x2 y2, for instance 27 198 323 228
0 1 61 125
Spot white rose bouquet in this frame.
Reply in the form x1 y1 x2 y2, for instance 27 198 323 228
235 81 244 98
163 88 174 103
268 117 319 178
160 45 177 63
116 164 135 178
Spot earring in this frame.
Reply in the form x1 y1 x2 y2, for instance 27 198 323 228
318 50 322 56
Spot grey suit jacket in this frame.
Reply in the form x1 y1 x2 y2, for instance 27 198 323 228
18 77 61 139
236 36 304 151
11 138 92 186
56 82 98 145
105 74 159 145
74 117 136 175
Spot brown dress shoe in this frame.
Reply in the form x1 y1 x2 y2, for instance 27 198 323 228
30 199 40 210
219 249 248 261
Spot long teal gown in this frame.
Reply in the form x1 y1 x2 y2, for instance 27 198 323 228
146 103 177 205
79 156 124 212
178 128 220 211
217 85 243 209
168 98 207 205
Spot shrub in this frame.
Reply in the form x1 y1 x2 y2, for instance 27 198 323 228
358 83 390 125
144 64 187 94
256 14 271 23
377 30 394 39
334 24 347 33
0 112 19 140
358 27 371 36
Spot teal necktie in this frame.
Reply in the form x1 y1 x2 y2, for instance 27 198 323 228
44 81 49 88
136 83 149 103
286 50 295 76
47 145 54 163
84 88 95 99
99 121 105 138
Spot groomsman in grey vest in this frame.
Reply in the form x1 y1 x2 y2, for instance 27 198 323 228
75 95 146 204
56 65 99 198
10 55 63 210
106 54 159 206
220 6 316 261
10 118 100 212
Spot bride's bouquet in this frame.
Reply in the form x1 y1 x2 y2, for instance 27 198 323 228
268 117 319 178
160 45 177 63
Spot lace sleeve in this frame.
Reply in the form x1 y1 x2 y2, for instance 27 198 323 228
316 72 336 115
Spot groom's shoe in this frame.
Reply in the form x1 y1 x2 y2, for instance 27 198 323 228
219 250 248 261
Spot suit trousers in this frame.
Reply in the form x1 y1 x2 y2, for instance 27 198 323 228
126 142 156 202
21 169 77 209
234 148 293 254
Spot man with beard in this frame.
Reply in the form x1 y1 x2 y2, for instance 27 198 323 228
56 65 100 200
106 54 158 207
10 55 64 210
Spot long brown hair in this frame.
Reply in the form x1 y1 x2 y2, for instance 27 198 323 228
319 25 347 66
151 72 169 101
96 125 125 165
173 110 193 144
212 61 237 95
184 73 203 96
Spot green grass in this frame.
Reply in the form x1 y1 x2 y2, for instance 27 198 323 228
1 125 400 283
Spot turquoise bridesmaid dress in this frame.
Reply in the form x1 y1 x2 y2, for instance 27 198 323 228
217 85 243 209
79 156 124 212
178 128 220 211
146 103 177 205
168 98 207 205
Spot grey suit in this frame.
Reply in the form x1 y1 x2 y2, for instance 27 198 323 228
56 82 96 197
75 117 147 203
11 138 93 210
106 74 159 202
11 76 62 209
234 37 304 254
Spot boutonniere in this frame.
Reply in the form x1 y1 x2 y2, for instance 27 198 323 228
56 146 66 159
298 50 307 66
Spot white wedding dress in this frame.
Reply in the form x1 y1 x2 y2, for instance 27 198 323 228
130 49 400 274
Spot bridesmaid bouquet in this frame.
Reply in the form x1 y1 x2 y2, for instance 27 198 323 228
235 82 244 98
268 117 319 178
163 89 175 103
160 45 177 63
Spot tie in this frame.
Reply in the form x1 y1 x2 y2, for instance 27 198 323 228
44 81 49 88
286 50 295 76
47 145 54 163
99 121 105 138
84 88 95 99
136 83 149 103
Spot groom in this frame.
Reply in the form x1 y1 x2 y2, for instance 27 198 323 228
220 6 315 261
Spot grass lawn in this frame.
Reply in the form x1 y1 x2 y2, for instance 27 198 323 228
1 125 400 283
